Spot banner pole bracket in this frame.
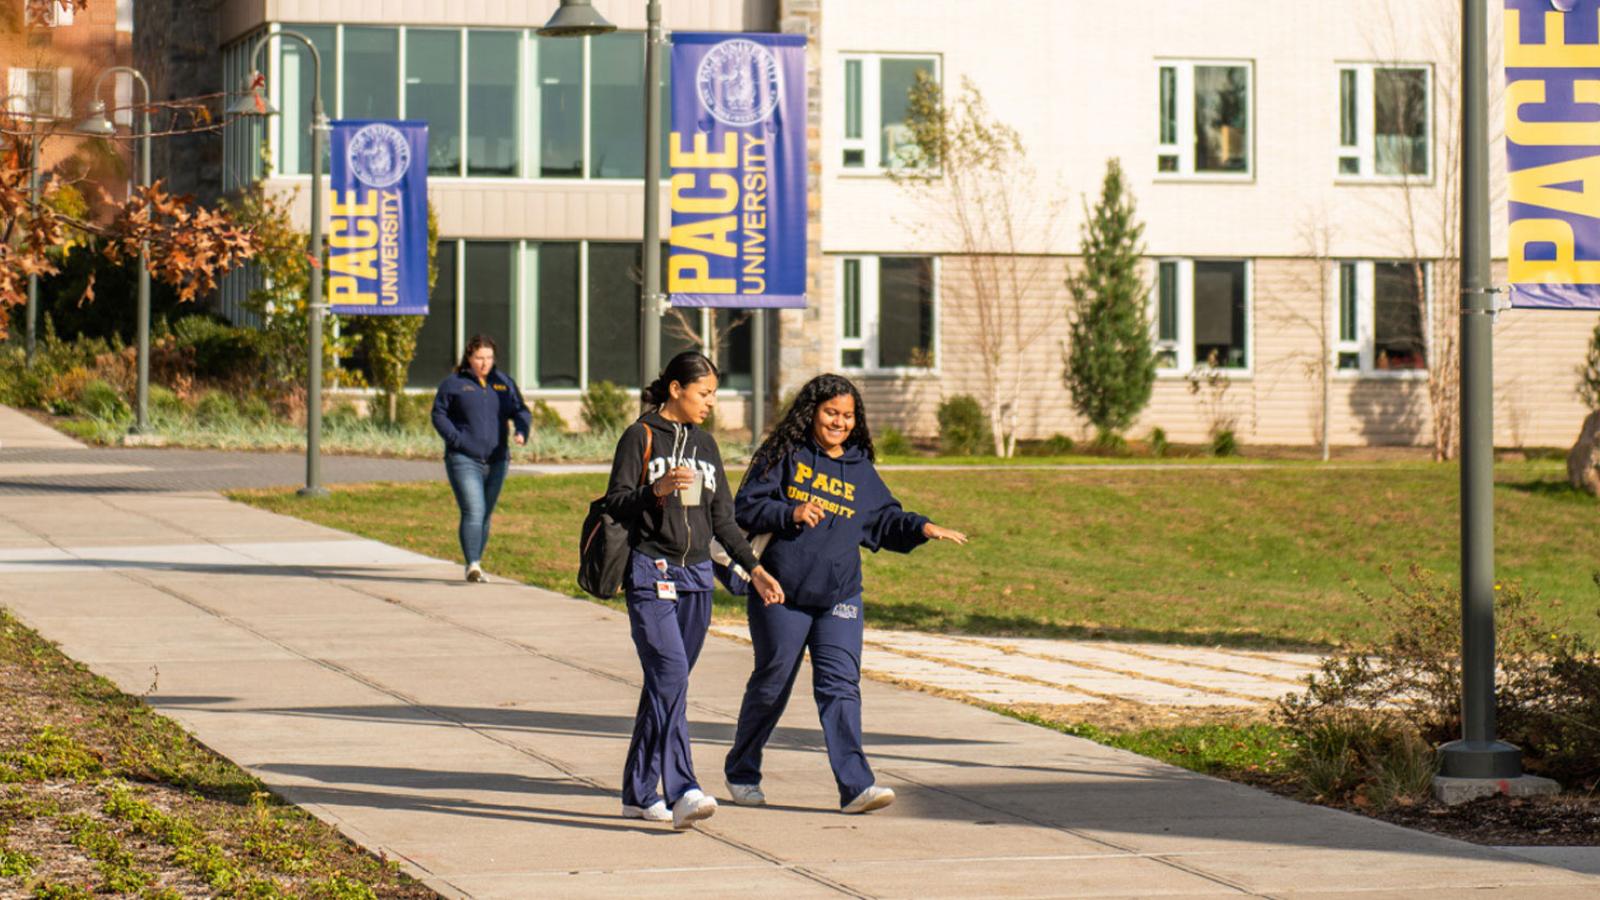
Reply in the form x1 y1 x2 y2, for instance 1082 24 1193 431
1460 286 1511 321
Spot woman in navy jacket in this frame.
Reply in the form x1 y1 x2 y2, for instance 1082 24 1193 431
430 334 531 582
724 374 966 814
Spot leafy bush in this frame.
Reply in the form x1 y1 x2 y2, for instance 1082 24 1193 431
170 315 260 381
1276 567 1600 794
1212 429 1238 457
937 394 991 456
877 426 913 457
1290 711 1437 808
1148 427 1169 458
194 390 241 426
77 380 131 424
581 380 633 433
530 399 567 434
236 394 273 425
147 385 188 422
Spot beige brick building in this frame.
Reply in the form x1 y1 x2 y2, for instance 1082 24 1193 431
188 0 1594 449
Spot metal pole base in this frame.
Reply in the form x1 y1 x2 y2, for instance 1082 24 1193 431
1437 738 1522 779
296 486 330 499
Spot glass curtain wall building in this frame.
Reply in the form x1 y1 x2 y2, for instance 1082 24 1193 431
220 21 746 394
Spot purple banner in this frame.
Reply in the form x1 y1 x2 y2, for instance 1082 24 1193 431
1506 0 1600 309
327 120 430 315
669 33 807 309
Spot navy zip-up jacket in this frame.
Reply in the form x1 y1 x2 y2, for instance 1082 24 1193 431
430 368 532 463
734 440 929 608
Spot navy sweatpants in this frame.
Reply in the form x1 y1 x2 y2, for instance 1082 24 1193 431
622 553 714 809
724 595 873 807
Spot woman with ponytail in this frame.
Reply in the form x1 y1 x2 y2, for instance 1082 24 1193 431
603 350 784 829
723 374 966 815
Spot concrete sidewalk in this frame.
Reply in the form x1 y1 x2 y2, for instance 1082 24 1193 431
0 418 1595 897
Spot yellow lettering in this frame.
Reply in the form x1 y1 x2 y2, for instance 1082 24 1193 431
1510 154 1600 217
670 173 739 214
842 482 855 501
669 132 739 168
794 462 813 484
670 216 738 257
329 218 378 249
1510 217 1600 284
1508 79 1600 146
1505 10 1600 69
328 276 376 305
330 190 379 217
668 255 735 294
329 249 378 280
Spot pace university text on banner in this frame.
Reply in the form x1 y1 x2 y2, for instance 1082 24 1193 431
669 33 807 309
1506 0 1600 310
328 121 430 316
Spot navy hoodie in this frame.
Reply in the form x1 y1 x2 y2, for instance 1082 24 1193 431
734 439 929 609
431 368 532 463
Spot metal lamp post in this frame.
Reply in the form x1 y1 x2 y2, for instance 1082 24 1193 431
4 94 44 368
1437 0 1522 782
229 32 330 498
76 70 153 434
539 0 666 399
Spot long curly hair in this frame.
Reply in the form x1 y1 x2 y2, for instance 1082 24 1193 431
748 374 874 479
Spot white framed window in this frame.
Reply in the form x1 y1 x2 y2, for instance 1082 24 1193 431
116 0 133 33
1334 261 1429 375
837 255 939 373
1336 64 1431 179
838 53 940 172
26 0 74 27
1152 258 1251 373
6 67 71 118
1156 60 1252 177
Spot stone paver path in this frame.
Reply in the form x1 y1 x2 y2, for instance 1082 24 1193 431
712 626 1317 710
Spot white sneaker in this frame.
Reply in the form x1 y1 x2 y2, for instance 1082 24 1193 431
621 800 671 822
671 789 717 829
465 563 484 583
725 781 766 807
841 785 895 814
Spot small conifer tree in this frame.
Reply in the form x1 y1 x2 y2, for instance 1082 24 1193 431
1064 159 1155 447
1578 322 1600 411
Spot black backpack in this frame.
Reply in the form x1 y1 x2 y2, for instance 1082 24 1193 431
578 425 652 599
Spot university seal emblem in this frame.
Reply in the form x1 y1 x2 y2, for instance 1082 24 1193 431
695 39 782 127
346 123 411 189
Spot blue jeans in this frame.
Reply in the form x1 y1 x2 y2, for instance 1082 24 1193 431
725 595 873 807
444 451 508 565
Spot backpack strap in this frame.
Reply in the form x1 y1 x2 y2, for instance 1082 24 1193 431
640 424 653 486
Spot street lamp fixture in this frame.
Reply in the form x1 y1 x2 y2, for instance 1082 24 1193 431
539 0 666 401
536 0 617 37
2 94 42 369
231 31 330 498
76 68 153 436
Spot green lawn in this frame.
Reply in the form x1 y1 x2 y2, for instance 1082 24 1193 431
231 460 1600 650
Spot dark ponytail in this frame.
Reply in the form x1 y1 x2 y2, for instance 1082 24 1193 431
642 350 719 412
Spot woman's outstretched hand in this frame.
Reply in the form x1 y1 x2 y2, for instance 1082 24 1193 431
750 566 785 606
923 523 968 545
792 499 826 528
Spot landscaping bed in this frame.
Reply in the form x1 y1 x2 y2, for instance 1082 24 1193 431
0 610 433 899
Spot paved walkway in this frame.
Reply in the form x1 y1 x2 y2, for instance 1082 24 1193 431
0 407 1595 898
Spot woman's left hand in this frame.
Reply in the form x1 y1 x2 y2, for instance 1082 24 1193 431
513 432 526 446
923 523 968 545
750 566 785 606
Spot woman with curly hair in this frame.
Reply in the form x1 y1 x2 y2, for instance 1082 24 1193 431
723 373 966 814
